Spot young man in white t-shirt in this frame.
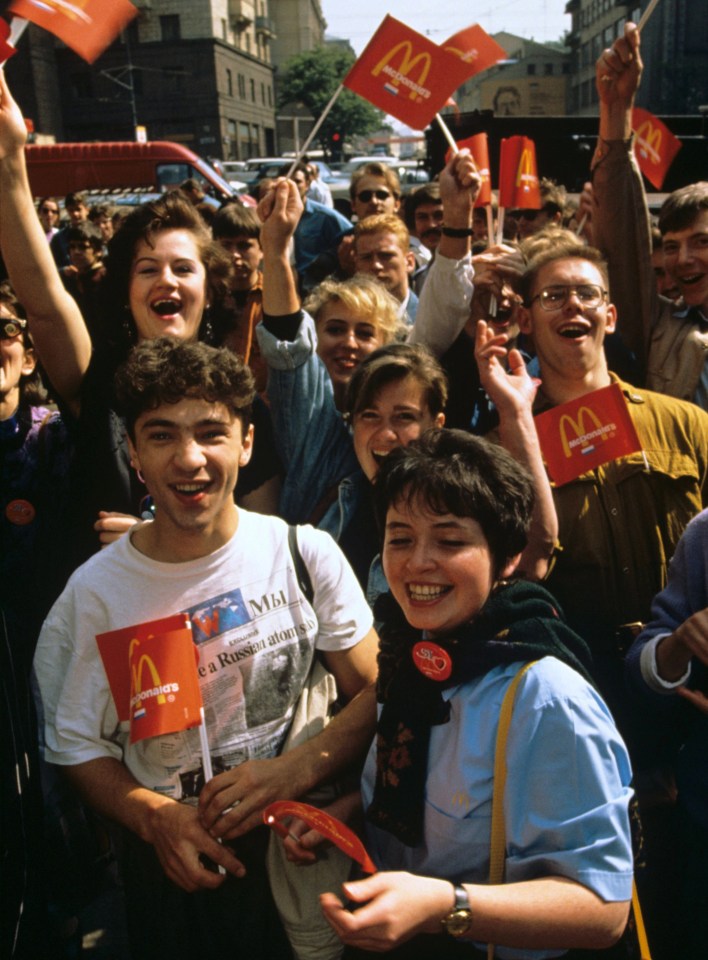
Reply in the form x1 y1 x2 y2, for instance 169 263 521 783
34 337 378 960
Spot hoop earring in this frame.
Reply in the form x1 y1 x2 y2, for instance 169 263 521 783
137 469 146 485
201 306 214 344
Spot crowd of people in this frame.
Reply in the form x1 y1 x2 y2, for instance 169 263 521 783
2 20 708 960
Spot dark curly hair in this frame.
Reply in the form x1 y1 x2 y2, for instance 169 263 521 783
373 428 533 576
115 336 255 441
101 192 232 350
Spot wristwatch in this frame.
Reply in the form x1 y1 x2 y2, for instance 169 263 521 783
441 884 473 938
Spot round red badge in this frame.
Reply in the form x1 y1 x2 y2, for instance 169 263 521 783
412 641 452 681
5 499 36 526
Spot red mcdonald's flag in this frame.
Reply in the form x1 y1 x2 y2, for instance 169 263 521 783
264 800 377 874
632 107 682 190
0 18 17 65
498 136 541 209
447 133 492 206
441 24 507 79
343 15 470 130
9 0 138 64
97 613 203 744
534 383 642 486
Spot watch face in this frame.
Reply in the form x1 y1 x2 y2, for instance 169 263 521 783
445 909 473 937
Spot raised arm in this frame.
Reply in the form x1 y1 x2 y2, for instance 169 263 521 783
0 70 91 415
409 151 479 357
591 22 655 373
258 177 302 318
476 320 558 579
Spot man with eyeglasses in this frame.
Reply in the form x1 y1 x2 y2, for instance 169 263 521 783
514 238 708 764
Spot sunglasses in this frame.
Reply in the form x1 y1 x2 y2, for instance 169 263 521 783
356 189 391 203
1 317 27 340
509 210 541 222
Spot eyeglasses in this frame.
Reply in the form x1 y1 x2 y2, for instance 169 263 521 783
1 317 27 340
529 284 608 311
356 189 391 203
40 206 59 215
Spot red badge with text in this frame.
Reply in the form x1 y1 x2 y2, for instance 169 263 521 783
5 499 35 525
632 107 682 190
498 136 541 210
9 0 138 64
534 383 642 486
96 613 203 744
264 801 377 874
412 640 452 681
343 16 471 130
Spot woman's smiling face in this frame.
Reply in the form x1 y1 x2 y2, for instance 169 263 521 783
129 229 207 342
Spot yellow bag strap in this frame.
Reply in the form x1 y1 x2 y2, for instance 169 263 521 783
486 661 651 960
486 661 536 960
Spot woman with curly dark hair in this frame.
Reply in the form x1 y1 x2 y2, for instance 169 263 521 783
0 71 280 581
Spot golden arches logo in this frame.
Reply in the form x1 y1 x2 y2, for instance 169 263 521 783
129 639 167 707
515 147 537 189
372 42 432 101
443 43 479 64
27 0 92 24
451 791 471 809
559 406 612 459
635 120 662 165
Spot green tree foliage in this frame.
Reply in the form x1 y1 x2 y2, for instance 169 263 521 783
278 47 383 157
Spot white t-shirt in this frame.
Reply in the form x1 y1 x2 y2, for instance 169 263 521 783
34 510 373 799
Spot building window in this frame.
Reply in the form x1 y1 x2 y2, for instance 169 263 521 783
261 82 266 104
604 26 614 45
245 33 251 53
527 63 536 75
238 74 246 99
544 63 553 75
227 119 237 158
222 19 228 41
562 61 571 75
160 15 181 41
250 78 256 101
267 85 273 106
227 69 233 97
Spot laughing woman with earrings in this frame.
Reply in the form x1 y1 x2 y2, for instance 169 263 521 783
0 70 281 588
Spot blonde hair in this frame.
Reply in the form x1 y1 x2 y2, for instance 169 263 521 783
354 213 411 253
304 274 403 344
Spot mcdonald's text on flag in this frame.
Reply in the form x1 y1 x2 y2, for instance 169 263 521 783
534 383 642 486
342 16 471 131
97 612 204 744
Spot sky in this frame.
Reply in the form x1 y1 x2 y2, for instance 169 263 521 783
321 1 571 54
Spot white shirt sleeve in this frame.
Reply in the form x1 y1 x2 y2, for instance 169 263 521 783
639 633 692 692
407 252 474 357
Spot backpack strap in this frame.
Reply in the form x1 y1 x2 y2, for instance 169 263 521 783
287 524 314 605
